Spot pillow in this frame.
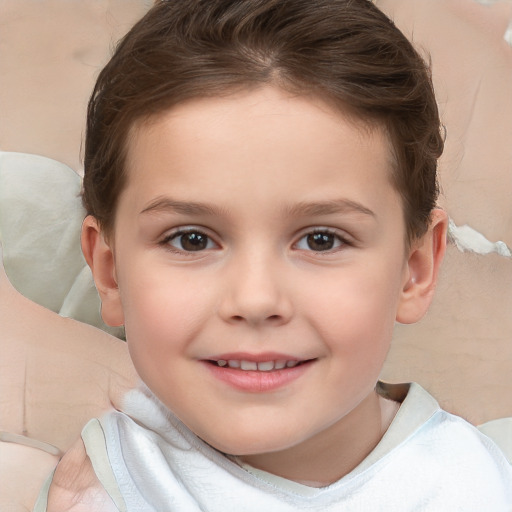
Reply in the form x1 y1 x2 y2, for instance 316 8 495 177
0 151 123 337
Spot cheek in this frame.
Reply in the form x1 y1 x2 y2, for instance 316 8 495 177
121 262 211 319
304 265 402 354
118 267 217 359
120 282 207 399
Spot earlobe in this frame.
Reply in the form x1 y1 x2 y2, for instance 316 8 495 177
396 209 448 324
81 216 124 327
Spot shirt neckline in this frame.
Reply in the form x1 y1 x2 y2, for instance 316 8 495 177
229 382 440 496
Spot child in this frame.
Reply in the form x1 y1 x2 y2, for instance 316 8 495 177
35 0 512 510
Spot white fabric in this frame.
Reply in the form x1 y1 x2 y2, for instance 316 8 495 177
43 383 512 511
0 151 123 337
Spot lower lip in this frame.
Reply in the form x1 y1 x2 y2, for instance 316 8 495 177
203 361 313 393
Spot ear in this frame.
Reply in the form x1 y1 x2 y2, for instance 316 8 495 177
81 216 124 327
396 209 448 324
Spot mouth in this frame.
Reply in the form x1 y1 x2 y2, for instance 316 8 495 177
203 356 316 392
208 358 310 371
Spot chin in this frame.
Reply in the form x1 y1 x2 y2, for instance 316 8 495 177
201 429 302 458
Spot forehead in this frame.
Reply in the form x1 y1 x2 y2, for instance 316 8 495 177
120 87 399 223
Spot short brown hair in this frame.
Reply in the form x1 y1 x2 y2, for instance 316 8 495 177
83 0 442 242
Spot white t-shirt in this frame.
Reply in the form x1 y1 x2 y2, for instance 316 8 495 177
35 382 512 511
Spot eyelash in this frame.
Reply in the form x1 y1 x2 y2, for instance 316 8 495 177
160 227 217 254
159 226 351 255
294 228 351 253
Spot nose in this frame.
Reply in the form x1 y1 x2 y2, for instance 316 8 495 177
218 250 293 327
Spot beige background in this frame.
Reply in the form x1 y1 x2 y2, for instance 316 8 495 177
378 0 512 425
0 0 511 432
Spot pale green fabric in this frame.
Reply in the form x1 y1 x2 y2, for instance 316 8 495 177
478 418 512 464
32 470 54 512
0 151 123 338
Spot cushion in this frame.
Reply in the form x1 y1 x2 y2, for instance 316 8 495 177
0 151 123 337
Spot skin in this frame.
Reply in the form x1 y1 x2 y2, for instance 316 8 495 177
47 438 117 512
82 86 447 487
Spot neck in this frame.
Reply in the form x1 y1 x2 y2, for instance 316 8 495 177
239 391 399 487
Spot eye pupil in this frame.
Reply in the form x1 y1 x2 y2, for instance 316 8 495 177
181 232 208 251
307 232 334 251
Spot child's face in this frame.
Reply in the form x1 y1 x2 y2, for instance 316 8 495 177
96 87 429 463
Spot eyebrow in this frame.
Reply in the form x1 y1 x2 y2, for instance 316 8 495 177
285 199 375 218
140 197 375 219
140 197 222 216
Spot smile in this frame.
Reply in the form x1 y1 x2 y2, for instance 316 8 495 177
213 359 302 371
203 356 315 392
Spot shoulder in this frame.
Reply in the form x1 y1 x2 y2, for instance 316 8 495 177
45 435 118 512
431 410 512 469
397 408 512 505
387 382 511 468
41 417 126 512
378 383 512 505
396 383 511 473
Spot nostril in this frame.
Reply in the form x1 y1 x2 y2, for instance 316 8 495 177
229 313 283 324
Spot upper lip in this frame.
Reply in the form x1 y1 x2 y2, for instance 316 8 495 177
204 352 305 363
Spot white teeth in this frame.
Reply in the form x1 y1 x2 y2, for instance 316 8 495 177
257 361 274 371
217 359 303 370
241 360 258 371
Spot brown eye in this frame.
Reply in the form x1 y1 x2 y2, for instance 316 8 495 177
307 232 335 251
295 230 344 252
168 230 214 252
181 232 208 251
